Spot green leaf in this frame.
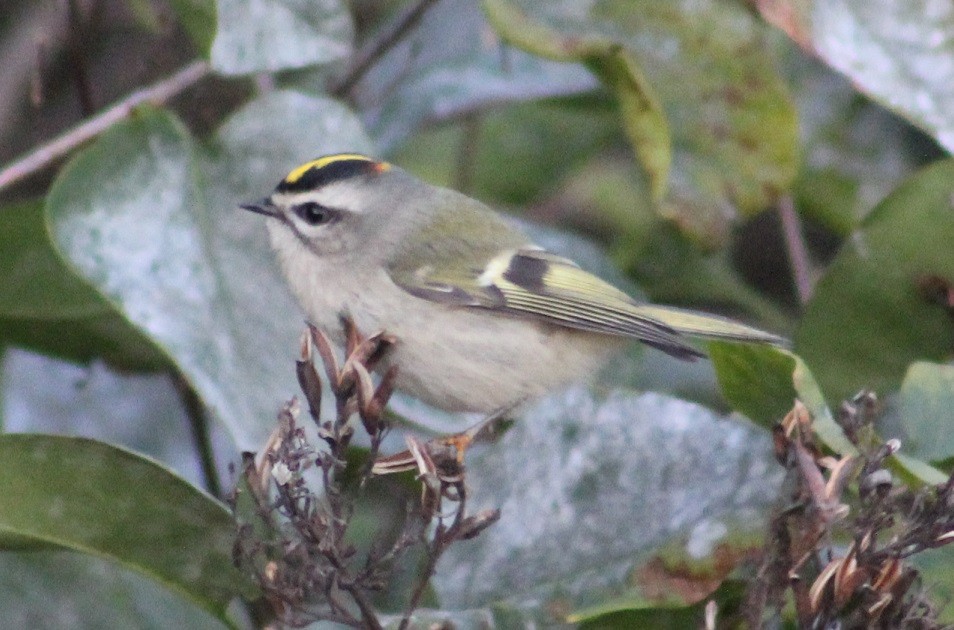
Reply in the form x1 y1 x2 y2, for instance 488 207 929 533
392 98 620 208
796 158 954 405
434 387 780 622
483 0 670 202
46 94 373 449
576 606 706 629
168 0 216 56
567 535 756 621
706 341 852 454
707 341 844 450
482 0 798 245
890 451 949 487
0 200 165 370
210 0 353 75
573 578 746 628
0 314 168 372
2 350 218 489
708 342 948 485
586 50 671 204
708 341 797 429
0 551 229 629
912 546 954 623
789 355 854 456
0 434 254 619
756 0 954 153
0 200 108 319
898 361 954 466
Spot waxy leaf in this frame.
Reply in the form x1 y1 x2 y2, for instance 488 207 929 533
46 94 373 449
482 0 798 245
435 387 780 621
0 434 254 619
757 0 954 153
898 362 954 467
0 200 164 370
211 0 353 74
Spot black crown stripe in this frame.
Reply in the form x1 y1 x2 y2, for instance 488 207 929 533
277 158 382 193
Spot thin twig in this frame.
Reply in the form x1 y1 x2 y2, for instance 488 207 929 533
330 0 441 97
170 369 222 498
343 584 385 630
0 60 209 193
778 195 814 305
399 488 467 630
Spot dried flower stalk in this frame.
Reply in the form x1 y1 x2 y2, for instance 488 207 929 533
230 319 499 628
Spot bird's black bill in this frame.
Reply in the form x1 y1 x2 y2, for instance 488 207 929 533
240 198 278 217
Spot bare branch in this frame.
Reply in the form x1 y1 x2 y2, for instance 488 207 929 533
331 0 440 97
778 195 814 305
0 60 210 194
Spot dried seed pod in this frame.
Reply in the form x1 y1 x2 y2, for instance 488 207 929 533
306 324 342 393
833 546 867 609
871 558 903 595
296 336 323 421
809 556 840 613
363 366 398 428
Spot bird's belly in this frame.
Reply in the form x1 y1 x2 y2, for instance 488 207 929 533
380 304 617 413
283 260 617 413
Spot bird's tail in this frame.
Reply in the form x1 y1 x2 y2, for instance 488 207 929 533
633 305 787 347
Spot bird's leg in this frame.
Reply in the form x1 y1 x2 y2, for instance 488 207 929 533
439 399 522 463
371 398 523 477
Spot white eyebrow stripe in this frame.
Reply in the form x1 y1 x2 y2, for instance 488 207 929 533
273 183 364 213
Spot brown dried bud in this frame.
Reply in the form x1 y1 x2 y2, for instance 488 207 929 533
825 455 857 504
295 357 323 424
341 314 360 355
866 594 893 620
833 546 867 609
371 450 419 476
871 558 903 595
362 366 398 431
781 400 811 439
307 324 341 388
264 560 279 583
809 556 840 613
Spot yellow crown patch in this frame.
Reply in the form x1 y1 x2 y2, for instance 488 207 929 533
283 153 389 185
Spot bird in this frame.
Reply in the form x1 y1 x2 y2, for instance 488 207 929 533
241 153 783 415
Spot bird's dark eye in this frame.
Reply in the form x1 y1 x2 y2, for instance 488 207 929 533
292 202 337 226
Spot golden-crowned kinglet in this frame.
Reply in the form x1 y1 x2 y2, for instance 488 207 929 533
241 153 783 414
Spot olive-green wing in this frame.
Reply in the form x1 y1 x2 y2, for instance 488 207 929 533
390 245 784 359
